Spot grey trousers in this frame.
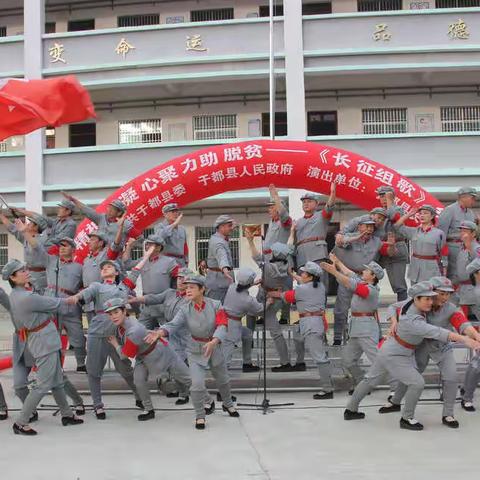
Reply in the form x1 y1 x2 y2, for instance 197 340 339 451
86 336 139 409
222 320 253 368
17 351 73 426
333 283 354 342
265 300 290 365
393 345 457 417
347 352 425 420
0 382 6 410
134 358 191 411
462 354 480 402
138 310 164 331
385 261 408 302
301 331 333 392
189 349 233 419
60 313 86 367
447 243 461 283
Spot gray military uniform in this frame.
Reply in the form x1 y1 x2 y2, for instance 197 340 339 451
456 241 480 307
34 215 77 249
0 289 10 411
162 298 234 419
438 201 477 282
205 232 236 302
154 219 188 267
462 285 480 402
347 303 451 420
117 316 191 411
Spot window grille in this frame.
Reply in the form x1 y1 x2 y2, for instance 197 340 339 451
195 226 239 268
119 119 162 144
190 8 234 22
117 14 160 27
358 0 402 11
193 115 238 141
0 234 8 268
441 106 480 132
362 108 407 134
436 0 480 7
131 228 155 261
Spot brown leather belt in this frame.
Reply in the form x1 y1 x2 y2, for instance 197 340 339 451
412 253 439 261
393 332 416 350
296 236 325 247
227 314 242 321
208 267 223 272
165 253 185 259
299 310 324 318
447 238 463 243
459 280 472 286
265 286 283 293
138 341 157 358
351 312 376 317
192 335 213 343
47 285 76 296
27 266 46 272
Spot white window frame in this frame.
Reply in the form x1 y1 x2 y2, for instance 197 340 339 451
192 114 238 141
362 108 408 135
441 106 480 133
119 119 162 145
0 233 8 269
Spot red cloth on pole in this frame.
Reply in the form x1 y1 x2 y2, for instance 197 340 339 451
0 75 95 141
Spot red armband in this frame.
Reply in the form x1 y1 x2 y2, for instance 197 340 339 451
48 245 59 256
215 309 228 327
283 290 296 304
184 242 189 258
450 311 468 332
282 217 292 228
121 339 139 358
122 277 136 290
107 248 119 260
321 209 333 220
379 242 390 256
171 265 180 278
440 244 449 256
354 283 370 299
392 212 401 222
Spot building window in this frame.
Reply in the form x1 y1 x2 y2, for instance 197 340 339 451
69 123 96 147
131 228 154 260
362 108 407 135
46 127 55 149
259 5 284 16
441 106 480 132
45 22 56 33
67 19 95 32
0 142 6 153
357 0 402 11
195 226 239 268
436 0 480 6
193 114 238 141
0 234 8 269
262 112 288 137
190 8 234 22
119 119 162 144
117 14 160 28
308 111 338 136
0 27 7 37
303 2 333 14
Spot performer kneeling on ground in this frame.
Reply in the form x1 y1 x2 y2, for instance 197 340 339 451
144 274 239 430
269 261 334 400
104 298 191 421
344 281 480 431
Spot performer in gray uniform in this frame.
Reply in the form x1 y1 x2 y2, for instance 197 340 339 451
438 186 478 283
146 275 239 430
154 203 189 267
14 199 77 248
271 261 334 399
384 276 480 428
221 267 263 372
394 205 448 284
0 213 49 293
344 281 480 431
455 220 480 318
2 260 84 435
333 216 391 345
205 215 236 302
104 298 191 422
71 251 154 419
461 258 480 411
322 257 385 392
0 287 10 420
123 233 179 329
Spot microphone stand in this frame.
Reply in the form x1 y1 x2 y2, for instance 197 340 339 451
238 234 294 414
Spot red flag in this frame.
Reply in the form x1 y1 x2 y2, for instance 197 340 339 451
0 75 96 141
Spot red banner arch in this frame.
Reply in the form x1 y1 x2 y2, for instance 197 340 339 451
74 139 443 260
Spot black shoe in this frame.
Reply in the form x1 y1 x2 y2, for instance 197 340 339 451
313 391 333 400
205 401 215 415
379 402 401 414
216 392 237 402
166 391 179 398
242 363 260 373
222 405 240 417
94 408 106 420
279 317 289 325
0 410 7 421
256 319 264 326
461 400 476 412
29 412 39 423
76 365 87 373
75 405 85 416
135 400 144 410
332 339 342 346
13 423 37 435
195 419 206 430
175 396 189 406
138 410 155 421
460 387 465 397
344 409 365 420
442 416 459 429
291 362 306 372
271 363 292 372
400 417 423 431
61 415 84 426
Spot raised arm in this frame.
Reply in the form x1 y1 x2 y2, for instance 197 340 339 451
320 260 352 290
62 191 103 225
245 228 260 258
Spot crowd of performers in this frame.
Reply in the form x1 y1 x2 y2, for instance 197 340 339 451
0 183 480 435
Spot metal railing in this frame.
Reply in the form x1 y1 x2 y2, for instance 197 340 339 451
358 0 402 11
441 106 480 133
192 114 238 141
362 107 408 135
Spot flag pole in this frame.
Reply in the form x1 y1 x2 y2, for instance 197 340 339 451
269 0 275 141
